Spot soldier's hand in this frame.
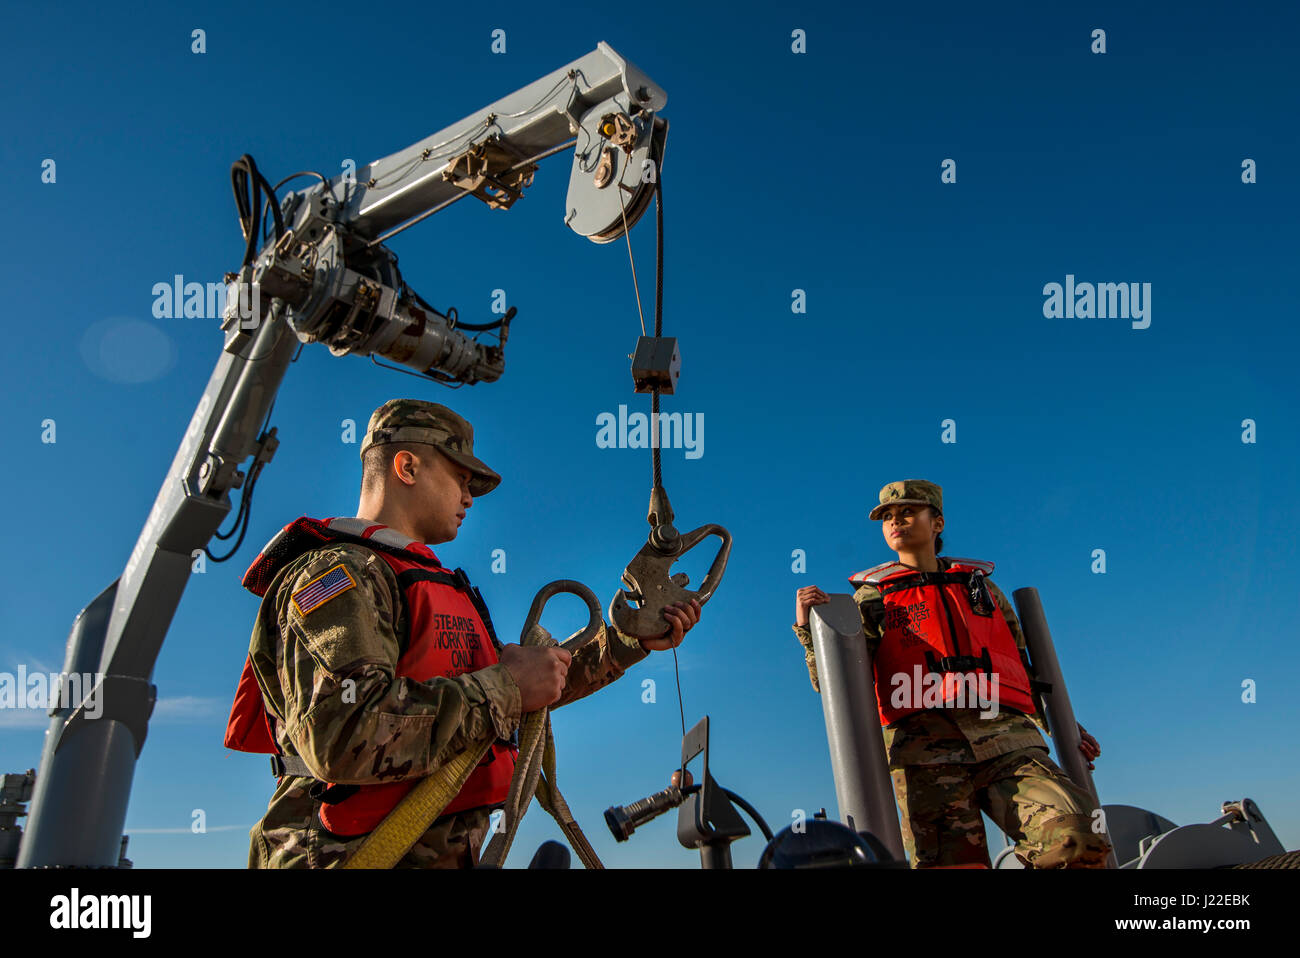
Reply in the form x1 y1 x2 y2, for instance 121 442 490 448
499 644 572 713
640 598 701 652
1077 723 1100 770
795 586 830 626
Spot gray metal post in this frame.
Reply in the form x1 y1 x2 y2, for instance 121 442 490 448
809 595 906 862
16 582 141 866
1012 587 1118 868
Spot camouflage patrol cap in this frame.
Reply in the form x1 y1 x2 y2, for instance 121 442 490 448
360 399 501 496
868 479 942 520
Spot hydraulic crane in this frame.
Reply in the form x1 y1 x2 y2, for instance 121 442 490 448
11 42 668 868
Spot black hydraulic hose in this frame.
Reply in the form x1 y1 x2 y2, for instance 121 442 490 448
452 317 506 332
206 400 276 561
204 459 263 562
411 288 509 333
231 155 286 268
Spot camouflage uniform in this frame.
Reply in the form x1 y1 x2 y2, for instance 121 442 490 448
792 479 1111 869
243 400 652 868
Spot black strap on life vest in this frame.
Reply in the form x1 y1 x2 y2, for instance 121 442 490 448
392 567 505 657
267 753 360 804
877 570 970 595
453 571 514 747
921 636 1053 697
394 568 461 589
389 564 516 749
881 568 1000 622
392 567 500 648
467 582 502 653
925 647 994 677
271 753 313 778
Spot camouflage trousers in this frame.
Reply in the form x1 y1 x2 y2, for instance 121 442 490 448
247 776 492 869
890 746 1111 868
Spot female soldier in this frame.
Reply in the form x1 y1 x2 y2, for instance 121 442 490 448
792 479 1109 868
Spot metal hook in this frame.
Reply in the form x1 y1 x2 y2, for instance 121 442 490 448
520 579 604 653
609 523 732 639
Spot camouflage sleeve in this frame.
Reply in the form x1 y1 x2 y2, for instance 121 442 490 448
551 622 650 709
987 579 1050 733
792 622 820 693
270 545 522 785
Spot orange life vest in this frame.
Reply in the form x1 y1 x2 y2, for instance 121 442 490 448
225 516 517 835
847 557 1036 727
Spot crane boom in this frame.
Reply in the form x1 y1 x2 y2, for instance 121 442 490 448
336 40 666 240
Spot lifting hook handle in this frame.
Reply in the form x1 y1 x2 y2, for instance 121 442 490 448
608 523 733 640
520 579 605 653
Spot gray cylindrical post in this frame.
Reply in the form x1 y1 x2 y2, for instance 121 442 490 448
1012 587 1117 868
16 582 138 867
809 595 906 863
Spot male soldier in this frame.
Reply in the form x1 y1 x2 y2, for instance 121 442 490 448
792 479 1110 868
225 399 701 868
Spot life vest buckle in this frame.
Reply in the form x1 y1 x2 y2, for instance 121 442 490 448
967 571 995 616
924 647 994 676
308 781 361 805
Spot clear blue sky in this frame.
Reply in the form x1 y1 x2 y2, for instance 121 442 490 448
2 0 1297 868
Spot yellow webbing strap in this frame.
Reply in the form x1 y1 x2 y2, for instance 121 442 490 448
341 735 493 869
342 623 602 869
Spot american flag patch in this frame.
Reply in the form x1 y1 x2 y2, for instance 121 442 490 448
291 564 357 616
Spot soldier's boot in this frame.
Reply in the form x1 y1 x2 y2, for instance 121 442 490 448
1029 813 1111 869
